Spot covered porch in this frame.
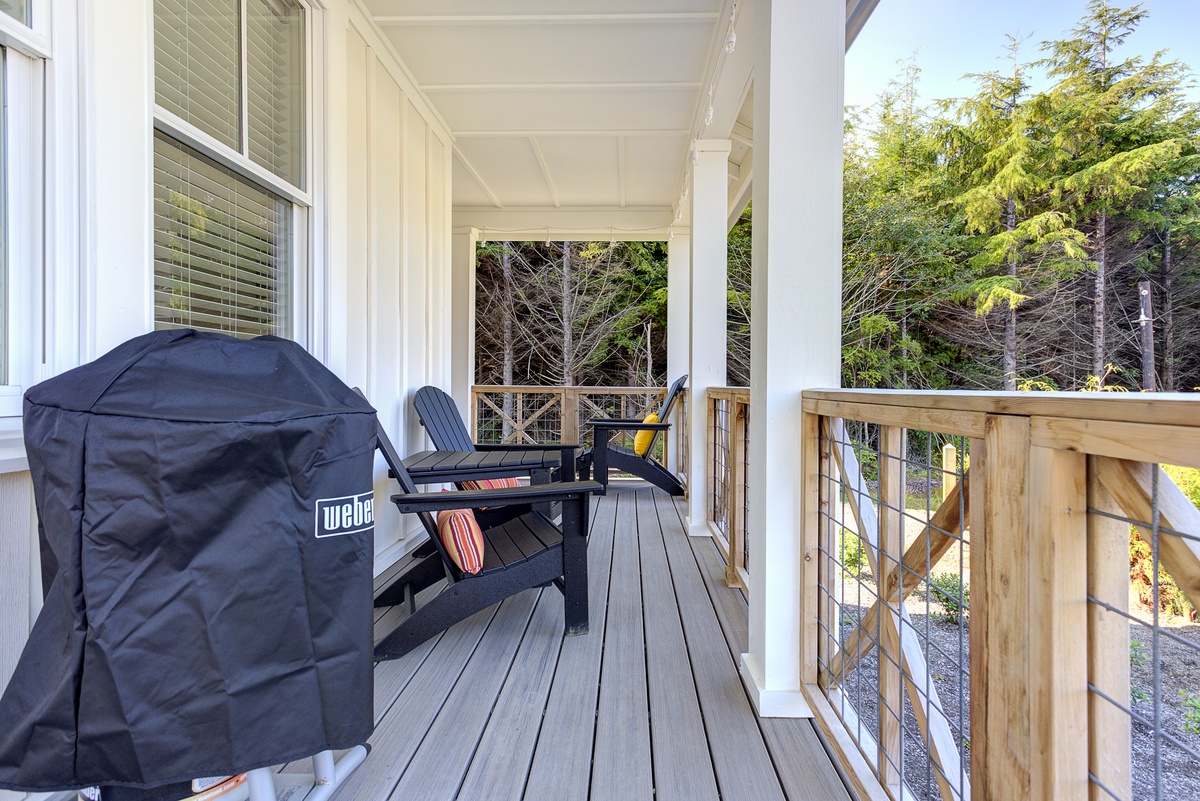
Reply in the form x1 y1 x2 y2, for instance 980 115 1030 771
343 483 849 801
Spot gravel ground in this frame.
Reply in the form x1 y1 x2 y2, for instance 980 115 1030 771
824 571 1200 800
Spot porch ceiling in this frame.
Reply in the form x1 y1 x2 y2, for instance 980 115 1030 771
365 0 876 240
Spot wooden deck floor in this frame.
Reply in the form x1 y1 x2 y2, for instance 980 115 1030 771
334 483 851 801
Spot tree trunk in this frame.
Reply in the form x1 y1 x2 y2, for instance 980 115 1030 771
1139 280 1156 391
501 244 515 440
1003 196 1018 390
1092 211 1108 384
1161 226 1176 391
561 242 573 386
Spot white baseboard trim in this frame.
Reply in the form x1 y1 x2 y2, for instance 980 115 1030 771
685 515 712 538
739 652 814 718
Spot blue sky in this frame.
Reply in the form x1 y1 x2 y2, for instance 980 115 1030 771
845 0 1200 110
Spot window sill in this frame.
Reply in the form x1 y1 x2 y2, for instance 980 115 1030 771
0 416 27 473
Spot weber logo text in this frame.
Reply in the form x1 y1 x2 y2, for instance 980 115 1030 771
316 491 374 538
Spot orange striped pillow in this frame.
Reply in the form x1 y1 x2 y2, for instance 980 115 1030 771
458 476 521 491
436 506 485 574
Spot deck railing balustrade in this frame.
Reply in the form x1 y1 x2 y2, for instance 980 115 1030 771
470 384 681 472
706 387 751 591
800 390 1200 801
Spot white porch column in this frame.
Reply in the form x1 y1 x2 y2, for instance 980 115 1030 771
665 228 691 474
686 139 731 535
741 0 844 717
87 0 155 356
450 228 479 422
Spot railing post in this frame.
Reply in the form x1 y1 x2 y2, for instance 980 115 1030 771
1086 456 1132 801
469 387 479 443
877 426 905 794
803 411 825 688
727 400 748 588
561 387 579 446
942 442 957 505
1028 445 1088 799
972 415 1032 799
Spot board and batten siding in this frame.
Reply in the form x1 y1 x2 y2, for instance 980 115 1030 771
341 16 454 568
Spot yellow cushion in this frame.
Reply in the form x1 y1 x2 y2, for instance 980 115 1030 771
436 505 485 574
633 413 659 456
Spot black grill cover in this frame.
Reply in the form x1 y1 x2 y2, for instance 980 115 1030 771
0 330 377 793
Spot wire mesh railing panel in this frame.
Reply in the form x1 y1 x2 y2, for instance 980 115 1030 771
577 390 664 452
474 389 563 445
741 402 750 574
709 395 732 541
816 418 971 801
1086 461 1200 801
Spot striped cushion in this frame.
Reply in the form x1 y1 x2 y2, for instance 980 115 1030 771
436 506 485 574
458 476 521 491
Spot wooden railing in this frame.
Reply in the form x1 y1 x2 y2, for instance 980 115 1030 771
798 390 1200 801
706 387 751 590
469 385 678 463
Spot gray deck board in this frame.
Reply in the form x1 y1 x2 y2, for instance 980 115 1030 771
589 491 654 801
670 496 853 801
635 489 721 801
324 482 849 801
522 481 620 799
386 590 539 801
653 490 788 801
451 588 562 801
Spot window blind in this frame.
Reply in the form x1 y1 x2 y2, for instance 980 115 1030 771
153 132 292 339
246 0 305 187
155 0 241 151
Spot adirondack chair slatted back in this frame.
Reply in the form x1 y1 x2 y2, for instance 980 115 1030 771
640 374 687 461
413 386 476 451
354 389 457 579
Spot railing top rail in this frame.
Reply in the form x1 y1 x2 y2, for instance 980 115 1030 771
803 388 1200 429
473 385 666 394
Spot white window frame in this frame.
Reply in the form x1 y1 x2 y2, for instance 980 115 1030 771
151 0 317 348
0 22 47 426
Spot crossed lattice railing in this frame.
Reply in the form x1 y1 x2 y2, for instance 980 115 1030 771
470 385 669 455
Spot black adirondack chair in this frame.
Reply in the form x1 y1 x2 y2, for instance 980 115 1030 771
370 416 599 661
412 385 578 485
579 374 688 496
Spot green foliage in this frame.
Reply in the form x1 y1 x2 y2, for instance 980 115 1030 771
839 532 866 577
1182 691 1200 735
926 572 970 624
1129 530 1196 620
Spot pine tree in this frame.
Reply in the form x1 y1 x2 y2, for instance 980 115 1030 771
1039 0 1189 385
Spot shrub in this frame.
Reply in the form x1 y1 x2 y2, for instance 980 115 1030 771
839 531 866 577
926 572 969 624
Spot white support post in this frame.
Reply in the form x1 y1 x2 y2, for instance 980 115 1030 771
666 228 691 475
686 140 731 536
85 0 155 356
450 228 479 423
741 0 844 717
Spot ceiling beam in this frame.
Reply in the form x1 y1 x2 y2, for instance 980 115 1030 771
454 129 690 138
528 137 561 209
421 81 703 92
452 147 504 209
373 13 720 26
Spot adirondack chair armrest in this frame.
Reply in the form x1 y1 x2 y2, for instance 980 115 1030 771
584 419 671 431
390 480 601 513
474 442 580 452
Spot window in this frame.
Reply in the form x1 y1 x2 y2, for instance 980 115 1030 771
0 48 7 385
153 0 306 339
0 1 27 27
